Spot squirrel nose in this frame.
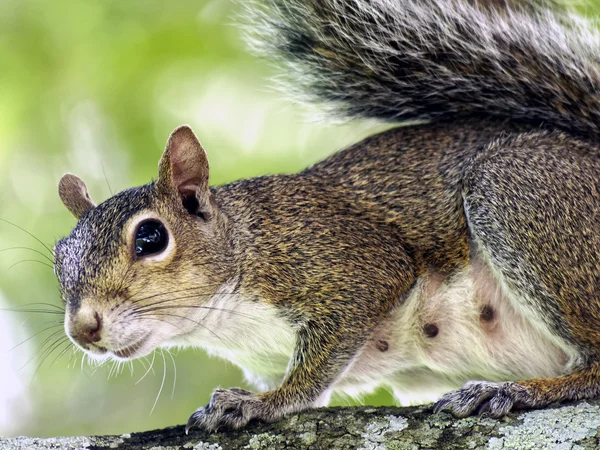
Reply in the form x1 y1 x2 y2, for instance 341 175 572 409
70 309 103 345
83 311 102 343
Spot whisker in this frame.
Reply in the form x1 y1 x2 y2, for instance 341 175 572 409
131 294 255 320
128 360 135 378
129 283 224 305
30 336 70 382
8 324 64 353
115 360 122 378
20 329 65 371
20 302 65 312
131 293 223 311
136 350 157 385
20 319 64 329
150 349 167 415
1 307 64 315
108 361 116 380
137 355 151 374
107 361 114 379
136 313 227 347
68 347 80 368
8 260 54 272
0 217 54 257
132 316 188 335
49 341 74 368
134 301 284 328
0 247 55 264
165 348 177 400
101 162 114 196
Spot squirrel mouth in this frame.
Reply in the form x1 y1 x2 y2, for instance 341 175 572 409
112 334 150 359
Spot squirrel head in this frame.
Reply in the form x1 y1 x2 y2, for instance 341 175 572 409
54 125 235 361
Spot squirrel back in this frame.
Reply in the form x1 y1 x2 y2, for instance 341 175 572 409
248 0 600 139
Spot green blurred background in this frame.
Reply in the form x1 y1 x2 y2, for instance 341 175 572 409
0 0 392 437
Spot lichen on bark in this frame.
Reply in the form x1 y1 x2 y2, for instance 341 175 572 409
3 400 600 449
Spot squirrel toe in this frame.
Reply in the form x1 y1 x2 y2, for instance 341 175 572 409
186 388 263 433
434 381 531 418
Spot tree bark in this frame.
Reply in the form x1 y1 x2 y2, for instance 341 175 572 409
3 400 600 449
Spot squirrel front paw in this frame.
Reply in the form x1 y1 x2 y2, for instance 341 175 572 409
186 388 268 433
433 381 531 418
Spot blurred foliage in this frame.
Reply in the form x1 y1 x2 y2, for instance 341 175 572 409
0 0 390 438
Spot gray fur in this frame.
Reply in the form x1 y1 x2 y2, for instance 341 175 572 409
247 0 600 138
463 131 600 353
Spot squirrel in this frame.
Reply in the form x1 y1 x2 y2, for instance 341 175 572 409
54 0 600 433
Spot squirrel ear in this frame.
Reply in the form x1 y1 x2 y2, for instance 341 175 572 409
58 174 96 219
157 125 212 218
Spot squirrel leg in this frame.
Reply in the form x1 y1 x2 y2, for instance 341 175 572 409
434 364 600 417
186 222 416 432
435 133 600 418
186 315 385 432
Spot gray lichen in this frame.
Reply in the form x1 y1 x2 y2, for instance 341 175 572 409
487 402 600 450
0 435 125 450
182 442 222 450
360 415 408 450
2 400 600 449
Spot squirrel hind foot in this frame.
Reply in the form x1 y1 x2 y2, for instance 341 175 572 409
433 381 530 418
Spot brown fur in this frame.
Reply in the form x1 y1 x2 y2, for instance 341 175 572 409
53 0 600 432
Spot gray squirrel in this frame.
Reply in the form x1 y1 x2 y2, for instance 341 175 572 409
54 0 600 432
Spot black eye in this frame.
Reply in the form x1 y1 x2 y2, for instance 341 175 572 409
135 220 168 257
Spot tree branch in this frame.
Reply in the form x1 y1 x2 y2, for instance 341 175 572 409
3 400 600 449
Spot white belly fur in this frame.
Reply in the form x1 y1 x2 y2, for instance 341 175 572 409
172 281 296 392
335 250 582 405
175 252 583 407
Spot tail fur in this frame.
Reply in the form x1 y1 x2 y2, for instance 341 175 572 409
248 0 600 138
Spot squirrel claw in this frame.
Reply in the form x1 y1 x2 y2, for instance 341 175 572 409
185 414 198 434
186 407 210 434
434 381 530 418
185 388 262 433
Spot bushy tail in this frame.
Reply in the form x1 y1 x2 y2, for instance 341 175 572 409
247 0 600 138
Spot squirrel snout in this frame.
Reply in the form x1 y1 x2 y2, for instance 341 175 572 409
68 308 103 347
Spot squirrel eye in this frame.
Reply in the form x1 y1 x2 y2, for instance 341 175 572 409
135 220 168 257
